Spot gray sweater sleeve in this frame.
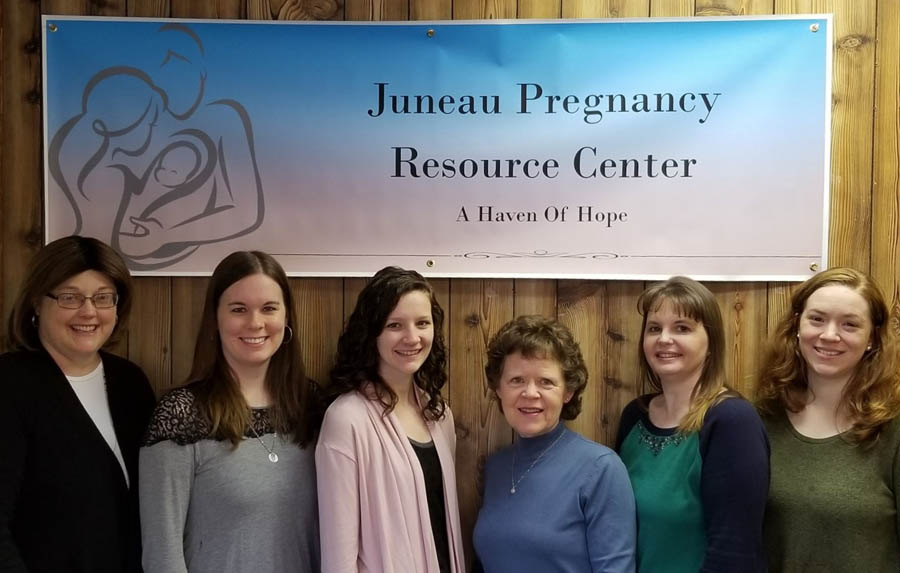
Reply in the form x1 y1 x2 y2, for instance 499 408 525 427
139 440 195 573
138 389 202 573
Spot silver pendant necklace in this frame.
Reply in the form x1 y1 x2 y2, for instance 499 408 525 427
510 430 565 494
250 425 279 463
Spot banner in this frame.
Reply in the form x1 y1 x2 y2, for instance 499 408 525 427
43 16 831 279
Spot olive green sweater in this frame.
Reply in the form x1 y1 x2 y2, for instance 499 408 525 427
763 411 900 572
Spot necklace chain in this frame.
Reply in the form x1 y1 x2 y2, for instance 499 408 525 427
249 424 279 463
510 430 565 494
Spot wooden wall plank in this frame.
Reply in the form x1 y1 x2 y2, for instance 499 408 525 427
170 0 244 18
513 279 557 317
777 0 877 268
453 0 516 20
557 280 605 442
292 278 344 384
171 277 209 386
1 2 42 350
129 277 173 396
709 282 768 397
345 0 408 20
562 0 649 17
128 0 171 17
601 281 643 444
411 0 450 19
650 0 694 17
342 277 368 324
871 0 900 335
411 0 451 20
695 0 773 15
519 0 560 18
766 281 795 331
448 278 514 571
43 0 125 15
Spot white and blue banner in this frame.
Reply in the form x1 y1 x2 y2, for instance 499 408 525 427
43 15 831 279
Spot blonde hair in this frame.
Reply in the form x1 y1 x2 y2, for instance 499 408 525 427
638 276 733 433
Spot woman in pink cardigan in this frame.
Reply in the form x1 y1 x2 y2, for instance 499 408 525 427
316 266 464 573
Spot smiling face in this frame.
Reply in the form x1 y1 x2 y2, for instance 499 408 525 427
495 351 573 438
376 290 434 388
642 299 710 388
216 273 286 380
798 284 872 388
37 270 118 376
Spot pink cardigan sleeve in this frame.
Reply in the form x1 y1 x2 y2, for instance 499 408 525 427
316 407 361 573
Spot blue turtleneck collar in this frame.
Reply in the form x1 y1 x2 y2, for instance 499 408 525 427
514 420 569 457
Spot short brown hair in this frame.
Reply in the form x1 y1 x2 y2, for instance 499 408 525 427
485 315 588 421
7 236 133 351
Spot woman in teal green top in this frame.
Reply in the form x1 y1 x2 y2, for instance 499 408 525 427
615 276 769 572
756 267 900 572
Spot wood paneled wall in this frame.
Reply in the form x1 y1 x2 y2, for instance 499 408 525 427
2 0 898 568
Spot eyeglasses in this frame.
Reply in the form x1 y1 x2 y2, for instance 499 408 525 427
45 292 119 309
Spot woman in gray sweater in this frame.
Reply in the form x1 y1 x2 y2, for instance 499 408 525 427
139 251 321 573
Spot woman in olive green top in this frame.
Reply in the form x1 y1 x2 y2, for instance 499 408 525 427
756 267 900 573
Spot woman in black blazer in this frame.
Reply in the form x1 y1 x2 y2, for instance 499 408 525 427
0 236 156 573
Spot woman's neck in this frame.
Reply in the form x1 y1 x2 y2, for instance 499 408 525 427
789 372 853 436
653 374 700 427
231 362 271 407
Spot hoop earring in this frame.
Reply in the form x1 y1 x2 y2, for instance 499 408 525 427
31 314 38 328
283 325 293 344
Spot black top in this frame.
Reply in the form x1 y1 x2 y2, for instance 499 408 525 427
410 438 451 573
0 349 156 573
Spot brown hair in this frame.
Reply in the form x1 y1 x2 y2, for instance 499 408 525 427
329 266 448 421
7 235 133 351
485 315 588 421
756 267 900 445
187 251 317 447
638 276 732 433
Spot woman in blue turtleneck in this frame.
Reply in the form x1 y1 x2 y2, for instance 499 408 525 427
473 316 636 573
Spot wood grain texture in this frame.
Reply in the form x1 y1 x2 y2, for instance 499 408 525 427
650 0 694 17
170 0 244 18
411 0 451 20
43 0 125 16
777 0 877 268
1 1 42 350
695 0 773 15
519 0 560 18
342 277 368 324
562 0 649 17
345 0 408 20
766 282 795 333
448 278 514 571
558 280 605 442
453 0 516 20
708 282 768 397
170 277 209 386
513 279 557 317
871 0 900 335
128 0 171 17
291 278 344 384
129 278 173 396
602 280 644 444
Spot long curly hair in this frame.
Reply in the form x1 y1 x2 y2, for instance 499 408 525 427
756 267 900 445
638 276 733 433
485 315 588 421
187 251 318 447
329 266 447 421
